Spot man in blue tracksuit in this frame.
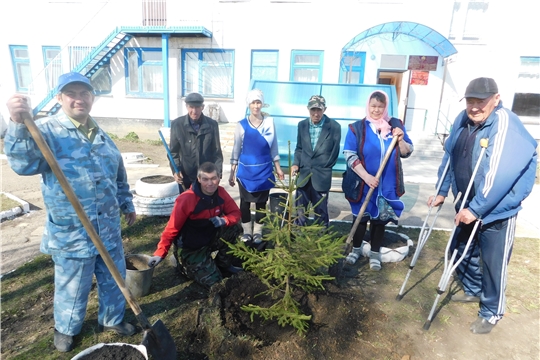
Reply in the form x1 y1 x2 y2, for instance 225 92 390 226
429 77 537 334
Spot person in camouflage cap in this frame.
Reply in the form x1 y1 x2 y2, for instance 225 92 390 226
291 94 341 227
4 72 137 353
148 162 242 289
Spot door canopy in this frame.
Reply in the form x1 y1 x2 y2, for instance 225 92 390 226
342 21 457 58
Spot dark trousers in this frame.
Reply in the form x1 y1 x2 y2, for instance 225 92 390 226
351 216 385 252
451 215 516 324
295 179 329 227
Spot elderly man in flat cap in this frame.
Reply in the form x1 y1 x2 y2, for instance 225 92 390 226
169 93 223 192
429 77 537 334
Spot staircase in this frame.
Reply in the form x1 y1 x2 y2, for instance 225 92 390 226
34 28 133 117
402 132 446 184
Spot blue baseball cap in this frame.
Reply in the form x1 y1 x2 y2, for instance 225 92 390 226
56 72 94 93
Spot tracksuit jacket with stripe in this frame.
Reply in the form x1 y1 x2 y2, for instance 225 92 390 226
437 101 536 324
438 101 537 224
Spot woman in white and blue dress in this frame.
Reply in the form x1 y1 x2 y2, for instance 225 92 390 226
228 89 284 244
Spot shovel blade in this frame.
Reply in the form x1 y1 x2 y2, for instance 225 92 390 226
141 319 176 360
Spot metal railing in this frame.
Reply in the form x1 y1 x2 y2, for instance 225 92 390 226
25 0 216 113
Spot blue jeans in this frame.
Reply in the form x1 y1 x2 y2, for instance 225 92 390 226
52 245 127 335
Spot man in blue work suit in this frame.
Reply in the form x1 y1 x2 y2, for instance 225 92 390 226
429 77 537 334
5 72 137 352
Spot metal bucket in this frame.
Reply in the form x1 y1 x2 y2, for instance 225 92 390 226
125 254 155 298
269 192 288 216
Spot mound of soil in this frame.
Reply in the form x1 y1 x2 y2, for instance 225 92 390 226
202 271 397 360
140 175 175 184
175 229 415 359
76 344 145 360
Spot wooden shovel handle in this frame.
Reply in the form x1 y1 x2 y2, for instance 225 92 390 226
22 114 152 329
344 135 400 247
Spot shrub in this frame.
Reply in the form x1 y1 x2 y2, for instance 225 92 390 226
124 132 140 142
224 143 345 335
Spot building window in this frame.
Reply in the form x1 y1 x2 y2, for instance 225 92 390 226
290 50 323 82
91 65 112 95
182 49 234 98
449 1 489 42
10 45 32 91
339 51 366 84
512 56 540 118
43 46 62 93
251 50 279 80
125 47 163 97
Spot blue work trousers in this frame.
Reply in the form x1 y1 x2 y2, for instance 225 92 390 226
451 215 516 324
52 245 127 336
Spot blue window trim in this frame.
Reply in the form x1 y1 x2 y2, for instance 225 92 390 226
181 48 235 98
9 45 32 92
289 50 324 82
250 50 279 80
339 51 366 84
42 46 61 93
42 46 61 66
124 47 163 98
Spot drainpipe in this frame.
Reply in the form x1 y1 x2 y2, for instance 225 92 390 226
436 57 448 135
162 33 170 128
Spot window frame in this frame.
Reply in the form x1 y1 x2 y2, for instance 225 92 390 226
124 47 164 97
91 65 113 96
181 48 235 98
42 46 62 93
339 51 366 84
9 45 32 92
511 56 540 117
289 50 324 82
250 50 279 81
448 0 489 43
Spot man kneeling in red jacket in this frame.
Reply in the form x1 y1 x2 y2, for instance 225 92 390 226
148 162 241 288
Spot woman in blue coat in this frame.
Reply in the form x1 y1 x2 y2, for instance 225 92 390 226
343 90 413 270
229 89 284 244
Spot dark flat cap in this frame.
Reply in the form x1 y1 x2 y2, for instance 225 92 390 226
464 77 498 99
185 92 204 105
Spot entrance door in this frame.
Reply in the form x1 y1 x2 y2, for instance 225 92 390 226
377 70 410 122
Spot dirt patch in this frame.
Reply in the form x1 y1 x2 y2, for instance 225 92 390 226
205 271 410 360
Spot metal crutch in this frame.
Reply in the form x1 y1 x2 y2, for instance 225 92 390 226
396 159 451 301
423 138 489 330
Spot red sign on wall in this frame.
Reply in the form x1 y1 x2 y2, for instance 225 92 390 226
411 71 429 85
408 56 438 71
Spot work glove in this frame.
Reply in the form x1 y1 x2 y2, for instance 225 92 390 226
210 216 226 228
148 256 163 267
